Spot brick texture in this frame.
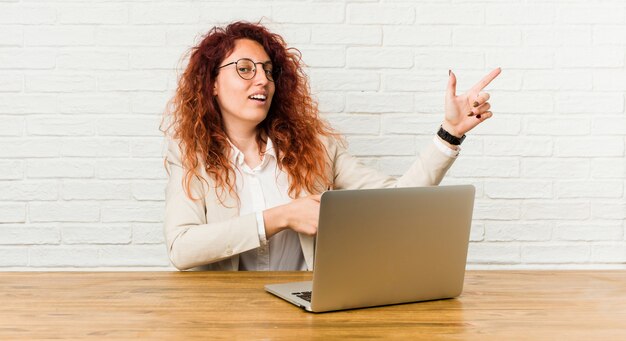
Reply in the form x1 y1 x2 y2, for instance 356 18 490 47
1 1 625 270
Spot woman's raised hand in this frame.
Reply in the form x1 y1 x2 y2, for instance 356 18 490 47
442 68 501 137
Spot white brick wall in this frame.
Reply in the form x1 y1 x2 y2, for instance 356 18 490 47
1 0 625 270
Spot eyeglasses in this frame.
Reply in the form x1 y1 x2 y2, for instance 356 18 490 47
217 58 277 82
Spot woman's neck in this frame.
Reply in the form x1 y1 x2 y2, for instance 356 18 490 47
225 126 266 168
227 128 260 151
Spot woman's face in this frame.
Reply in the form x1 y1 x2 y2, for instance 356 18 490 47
213 39 275 132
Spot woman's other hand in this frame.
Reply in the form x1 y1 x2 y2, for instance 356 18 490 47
283 194 321 236
263 194 321 238
442 68 502 137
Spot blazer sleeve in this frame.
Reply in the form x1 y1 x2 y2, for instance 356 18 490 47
163 139 261 270
329 136 456 190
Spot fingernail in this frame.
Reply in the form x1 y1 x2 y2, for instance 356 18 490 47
476 114 482 119
473 101 479 107
467 111 474 117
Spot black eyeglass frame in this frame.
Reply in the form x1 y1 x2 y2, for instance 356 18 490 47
217 58 277 82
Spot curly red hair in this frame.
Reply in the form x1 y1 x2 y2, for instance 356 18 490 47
163 21 337 202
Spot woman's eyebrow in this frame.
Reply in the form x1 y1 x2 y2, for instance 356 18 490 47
244 58 272 64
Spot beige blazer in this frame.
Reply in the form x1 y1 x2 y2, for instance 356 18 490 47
164 136 456 271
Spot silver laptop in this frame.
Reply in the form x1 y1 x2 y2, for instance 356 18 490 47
265 185 475 313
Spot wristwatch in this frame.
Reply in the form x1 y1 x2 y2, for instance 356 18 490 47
437 126 466 145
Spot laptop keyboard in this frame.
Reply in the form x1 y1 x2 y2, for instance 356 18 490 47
292 291 312 302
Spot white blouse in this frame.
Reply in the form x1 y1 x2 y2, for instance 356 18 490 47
229 138 307 271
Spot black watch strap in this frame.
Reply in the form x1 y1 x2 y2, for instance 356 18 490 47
437 126 466 145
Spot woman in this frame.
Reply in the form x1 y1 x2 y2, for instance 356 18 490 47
162 21 500 271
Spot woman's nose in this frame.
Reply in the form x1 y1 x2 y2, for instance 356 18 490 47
253 64 269 85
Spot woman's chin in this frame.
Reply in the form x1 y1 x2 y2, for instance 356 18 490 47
242 111 269 125
221 108 270 129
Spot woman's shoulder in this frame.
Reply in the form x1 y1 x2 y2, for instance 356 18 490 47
164 138 183 165
163 138 206 171
318 133 347 155
315 134 350 172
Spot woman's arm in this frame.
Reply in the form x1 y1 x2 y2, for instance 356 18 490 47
328 135 456 190
163 139 261 270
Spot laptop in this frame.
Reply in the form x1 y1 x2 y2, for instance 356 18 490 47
264 185 475 313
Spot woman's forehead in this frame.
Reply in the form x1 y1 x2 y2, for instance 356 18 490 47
225 39 271 62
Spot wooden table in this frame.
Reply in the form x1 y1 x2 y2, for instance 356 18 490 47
1 271 625 340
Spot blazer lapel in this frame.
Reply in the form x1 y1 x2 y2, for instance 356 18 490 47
299 234 315 270
299 176 332 271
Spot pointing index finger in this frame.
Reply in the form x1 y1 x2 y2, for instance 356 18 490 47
471 67 502 92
